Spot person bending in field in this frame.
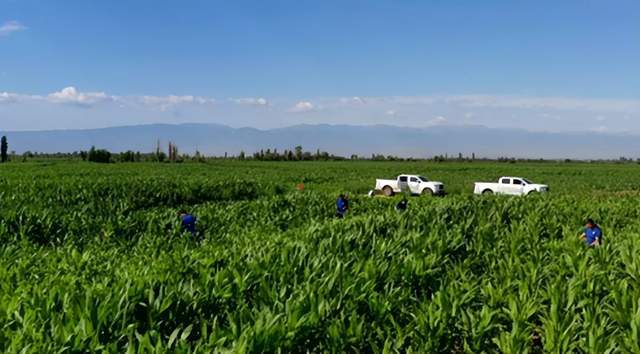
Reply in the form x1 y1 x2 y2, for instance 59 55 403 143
580 218 602 247
336 194 349 218
395 197 408 213
179 209 197 236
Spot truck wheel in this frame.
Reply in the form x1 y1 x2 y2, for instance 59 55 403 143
422 188 434 196
383 186 394 197
527 190 537 196
482 189 493 195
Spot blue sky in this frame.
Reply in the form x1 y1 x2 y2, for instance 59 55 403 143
1 0 639 132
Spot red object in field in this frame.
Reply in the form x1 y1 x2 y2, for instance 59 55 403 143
296 183 305 191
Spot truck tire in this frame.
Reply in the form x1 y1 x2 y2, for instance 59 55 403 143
383 186 394 197
422 188 434 196
482 189 493 195
527 190 537 196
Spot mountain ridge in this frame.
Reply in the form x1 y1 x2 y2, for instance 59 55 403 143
3 123 639 159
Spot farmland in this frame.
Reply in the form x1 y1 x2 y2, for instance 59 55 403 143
2 160 640 353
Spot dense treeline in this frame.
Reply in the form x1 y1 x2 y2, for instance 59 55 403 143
250 146 347 161
6 142 640 164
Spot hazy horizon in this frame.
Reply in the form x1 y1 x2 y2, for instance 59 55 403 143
5 120 640 137
6 122 640 160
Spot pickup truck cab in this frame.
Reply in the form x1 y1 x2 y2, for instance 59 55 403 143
474 177 548 196
375 174 445 196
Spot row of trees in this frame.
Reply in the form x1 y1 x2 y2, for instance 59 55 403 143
248 146 347 161
1 136 7 163
0 138 472 164
4 135 640 163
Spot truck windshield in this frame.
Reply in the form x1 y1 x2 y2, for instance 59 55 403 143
418 176 429 182
523 178 534 184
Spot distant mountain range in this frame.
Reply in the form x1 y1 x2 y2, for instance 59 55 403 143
3 123 640 159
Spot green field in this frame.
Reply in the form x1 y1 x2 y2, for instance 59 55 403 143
2 161 640 353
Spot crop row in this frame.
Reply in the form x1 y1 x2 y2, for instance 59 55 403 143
2 189 640 351
2 161 640 352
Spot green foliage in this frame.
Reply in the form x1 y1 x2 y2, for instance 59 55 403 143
1 161 640 352
120 150 140 163
1 135 8 163
87 146 112 163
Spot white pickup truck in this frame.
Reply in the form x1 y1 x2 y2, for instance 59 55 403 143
374 174 445 196
474 177 548 196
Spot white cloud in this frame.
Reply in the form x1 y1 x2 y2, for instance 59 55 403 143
0 91 42 104
445 95 640 113
326 95 640 113
427 116 447 125
0 92 19 103
385 96 439 105
333 95 639 113
2 90 640 133
140 95 215 111
47 87 113 106
232 97 269 106
339 96 366 105
289 101 315 113
0 21 27 37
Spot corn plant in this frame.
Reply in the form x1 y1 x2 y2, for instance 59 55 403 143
1 160 640 352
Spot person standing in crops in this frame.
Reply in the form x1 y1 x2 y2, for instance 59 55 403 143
179 209 197 236
395 197 408 213
580 218 602 247
336 194 349 218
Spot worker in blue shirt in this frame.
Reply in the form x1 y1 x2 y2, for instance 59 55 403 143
179 209 197 236
336 194 349 218
580 218 602 247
